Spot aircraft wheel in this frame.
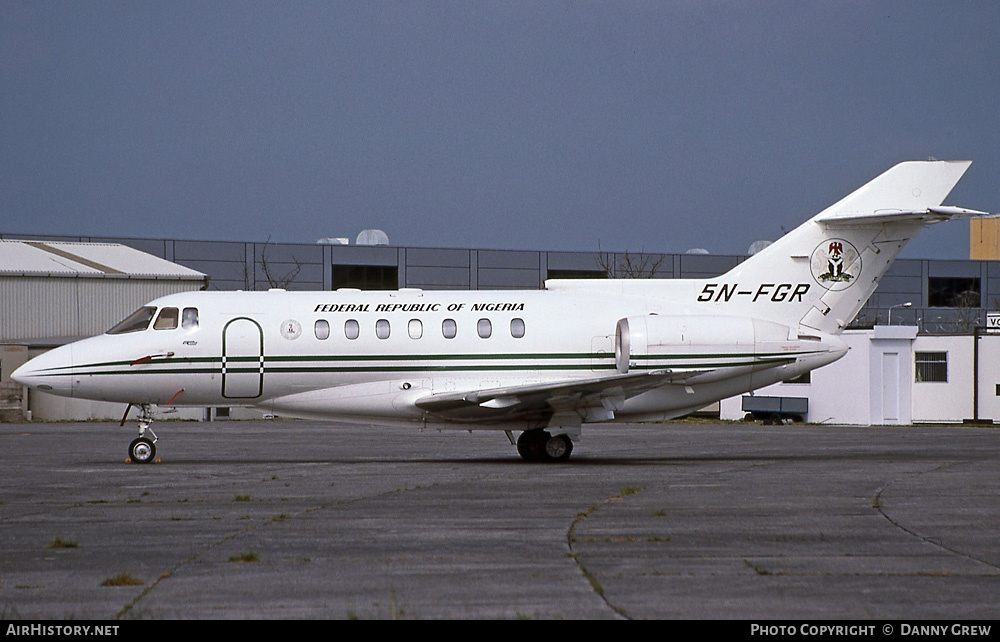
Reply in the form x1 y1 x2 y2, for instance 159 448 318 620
129 437 156 464
542 434 573 462
516 430 544 461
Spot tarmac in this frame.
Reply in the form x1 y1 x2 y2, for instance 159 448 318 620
1 419 998 620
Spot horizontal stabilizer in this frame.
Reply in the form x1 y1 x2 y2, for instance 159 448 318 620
817 205 997 228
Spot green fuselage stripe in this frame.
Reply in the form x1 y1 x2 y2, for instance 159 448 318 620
41 349 819 378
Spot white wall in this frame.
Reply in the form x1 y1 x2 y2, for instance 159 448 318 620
911 334 974 422
721 330 875 424
723 328 1000 425
976 334 1000 422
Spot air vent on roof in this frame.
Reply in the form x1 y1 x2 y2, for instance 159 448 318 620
356 229 389 246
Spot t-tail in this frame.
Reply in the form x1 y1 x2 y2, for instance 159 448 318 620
704 160 992 334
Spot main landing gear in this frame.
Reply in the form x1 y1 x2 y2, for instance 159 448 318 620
516 430 574 462
122 404 158 464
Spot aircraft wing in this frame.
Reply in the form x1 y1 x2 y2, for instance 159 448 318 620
413 369 711 422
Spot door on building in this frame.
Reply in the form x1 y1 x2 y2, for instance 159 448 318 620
881 351 900 423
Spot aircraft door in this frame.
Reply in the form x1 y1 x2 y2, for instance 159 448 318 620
222 317 264 399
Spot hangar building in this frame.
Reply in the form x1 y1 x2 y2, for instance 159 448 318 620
0 240 207 420
2 232 999 425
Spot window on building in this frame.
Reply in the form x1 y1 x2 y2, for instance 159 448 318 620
915 351 948 382
928 277 980 308
408 319 422 340
332 265 398 290
442 319 457 339
546 269 608 280
375 319 391 340
510 318 525 338
345 319 360 340
477 318 492 339
314 319 330 340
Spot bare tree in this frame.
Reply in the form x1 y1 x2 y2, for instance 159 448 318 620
954 290 982 332
257 238 302 290
595 242 666 278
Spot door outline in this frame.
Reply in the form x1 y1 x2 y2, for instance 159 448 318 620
222 317 264 399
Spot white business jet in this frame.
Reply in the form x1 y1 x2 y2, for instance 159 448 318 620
12 161 993 463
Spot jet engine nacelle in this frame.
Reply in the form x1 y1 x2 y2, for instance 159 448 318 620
614 314 794 374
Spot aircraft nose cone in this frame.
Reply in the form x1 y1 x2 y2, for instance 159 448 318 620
11 344 75 397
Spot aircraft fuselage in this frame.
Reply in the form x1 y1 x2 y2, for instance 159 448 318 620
14 286 842 430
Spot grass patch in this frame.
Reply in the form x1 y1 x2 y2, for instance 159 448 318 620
228 551 260 563
101 573 144 587
46 537 78 549
582 569 604 596
743 560 775 576
233 494 251 502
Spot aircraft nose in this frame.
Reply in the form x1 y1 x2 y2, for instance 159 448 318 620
11 344 75 398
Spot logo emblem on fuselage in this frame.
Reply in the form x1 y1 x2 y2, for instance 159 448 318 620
280 319 302 340
810 239 860 290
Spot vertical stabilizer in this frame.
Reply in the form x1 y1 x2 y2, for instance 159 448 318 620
710 161 980 334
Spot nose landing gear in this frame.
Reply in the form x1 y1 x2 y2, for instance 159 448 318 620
122 404 158 464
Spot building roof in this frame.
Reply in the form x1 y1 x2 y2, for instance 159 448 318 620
0 240 207 281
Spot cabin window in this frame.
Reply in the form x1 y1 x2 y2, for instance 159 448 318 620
408 319 423 340
376 319 391 340
153 307 179 330
477 318 492 339
345 319 360 340
510 318 525 338
442 318 457 339
107 306 157 334
182 307 199 329
314 319 330 340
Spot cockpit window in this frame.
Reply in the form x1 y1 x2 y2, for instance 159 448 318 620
107 306 157 335
153 307 179 330
182 307 199 329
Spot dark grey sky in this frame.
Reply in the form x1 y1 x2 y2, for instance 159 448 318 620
2 1 998 259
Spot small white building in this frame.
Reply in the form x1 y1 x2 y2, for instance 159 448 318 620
721 326 1000 425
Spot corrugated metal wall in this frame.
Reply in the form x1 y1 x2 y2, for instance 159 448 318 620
0 277 204 343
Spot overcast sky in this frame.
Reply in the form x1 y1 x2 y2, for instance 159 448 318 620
2 1 998 260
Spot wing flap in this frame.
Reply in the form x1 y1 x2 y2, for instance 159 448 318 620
413 369 706 420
